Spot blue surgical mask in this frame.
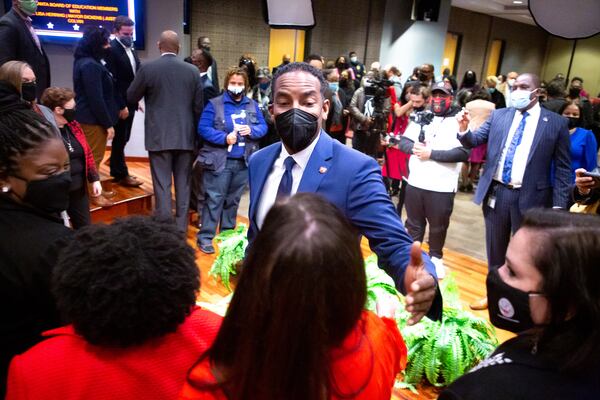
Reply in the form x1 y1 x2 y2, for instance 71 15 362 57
511 90 534 110
259 82 270 90
488 88 496 93
328 82 339 92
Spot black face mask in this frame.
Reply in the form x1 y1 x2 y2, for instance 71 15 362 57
567 117 580 130
569 87 581 98
418 72 429 82
21 81 37 102
275 108 319 153
12 171 71 213
282 60 290 65
63 108 77 123
487 268 541 333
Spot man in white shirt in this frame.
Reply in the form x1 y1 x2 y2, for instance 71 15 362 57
248 62 443 324
399 82 469 279
457 73 571 310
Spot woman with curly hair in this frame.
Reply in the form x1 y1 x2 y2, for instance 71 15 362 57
0 98 72 397
182 193 407 400
5 216 223 399
41 87 105 227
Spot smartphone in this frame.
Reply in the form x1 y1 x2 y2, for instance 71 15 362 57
582 170 600 186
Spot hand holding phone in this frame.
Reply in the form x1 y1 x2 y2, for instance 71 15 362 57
575 168 600 195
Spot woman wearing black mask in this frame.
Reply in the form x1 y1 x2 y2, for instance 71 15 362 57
440 209 600 400
73 26 119 192
0 101 72 396
42 87 106 228
0 61 58 131
559 101 598 183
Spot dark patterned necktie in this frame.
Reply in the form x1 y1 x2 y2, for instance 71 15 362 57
276 156 296 201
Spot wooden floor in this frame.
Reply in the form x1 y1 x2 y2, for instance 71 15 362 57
100 157 512 399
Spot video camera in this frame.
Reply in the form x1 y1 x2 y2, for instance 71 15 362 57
409 109 434 143
364 76 393 136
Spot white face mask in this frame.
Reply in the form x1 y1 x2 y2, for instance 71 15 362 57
507 78 516 86
511 90 534 110
228 85 244 96
350 56 358 63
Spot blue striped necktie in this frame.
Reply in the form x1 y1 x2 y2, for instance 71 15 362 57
502 111 529 184
276 156 296 201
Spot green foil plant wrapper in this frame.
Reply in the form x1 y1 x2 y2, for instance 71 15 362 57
208 224 248 291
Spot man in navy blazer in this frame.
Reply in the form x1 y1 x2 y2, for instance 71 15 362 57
247 62 442 324
457 73 571 309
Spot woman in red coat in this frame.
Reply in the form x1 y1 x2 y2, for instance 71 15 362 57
181 193 407 400
6 216 222 400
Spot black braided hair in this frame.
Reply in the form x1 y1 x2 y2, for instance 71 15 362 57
0 95 56 177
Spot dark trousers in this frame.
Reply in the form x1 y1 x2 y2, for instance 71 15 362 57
330 130 346 144
197 158 247 245
190 161 205 216
110 111 134 179
67 184 91 229
148 150 194 233
404 184 455 259
396 179 408 216
352 130 379 159
483 182 523 270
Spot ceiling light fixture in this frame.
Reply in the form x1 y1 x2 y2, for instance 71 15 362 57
513 1 524 4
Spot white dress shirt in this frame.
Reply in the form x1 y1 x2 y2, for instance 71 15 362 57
116 37 136 76
494 103 541 187
256 133 321 228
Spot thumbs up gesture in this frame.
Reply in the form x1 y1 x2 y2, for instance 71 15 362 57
404 242 437 325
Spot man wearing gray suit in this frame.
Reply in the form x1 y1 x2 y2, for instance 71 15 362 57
127 31 203 232
456 73 571 310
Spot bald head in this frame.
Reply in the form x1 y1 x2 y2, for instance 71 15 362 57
158 30 179 54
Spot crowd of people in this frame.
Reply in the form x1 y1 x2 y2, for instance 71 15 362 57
1 0 600 398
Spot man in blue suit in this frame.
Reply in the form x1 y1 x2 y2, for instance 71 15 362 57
457 73 571 310
247 62 441 324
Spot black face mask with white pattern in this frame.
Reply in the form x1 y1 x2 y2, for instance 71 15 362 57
486 268 542 333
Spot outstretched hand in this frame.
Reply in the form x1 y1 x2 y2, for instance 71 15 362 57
404 242 437 325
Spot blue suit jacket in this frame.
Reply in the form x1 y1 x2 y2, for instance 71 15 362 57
458 106 571 209
248 132 442 319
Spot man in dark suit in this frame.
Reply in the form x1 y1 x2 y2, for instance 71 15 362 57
457 73 571 310
127 31 203 233
247 62 442 325
0 0 50 100
105 15 143 187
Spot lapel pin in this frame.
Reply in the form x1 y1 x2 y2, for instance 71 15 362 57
543 117 548 122
319 166 328 174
